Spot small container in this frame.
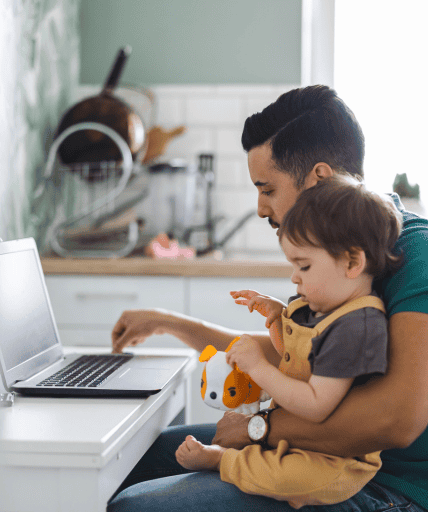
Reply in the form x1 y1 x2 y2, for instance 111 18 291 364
137 160 198 243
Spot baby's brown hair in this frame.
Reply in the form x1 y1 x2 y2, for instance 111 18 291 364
278 175 403 278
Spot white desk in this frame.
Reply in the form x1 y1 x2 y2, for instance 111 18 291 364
0 347 197 512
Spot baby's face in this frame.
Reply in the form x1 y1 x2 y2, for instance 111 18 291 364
281 237 357 315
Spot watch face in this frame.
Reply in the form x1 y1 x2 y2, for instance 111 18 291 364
248 414 267 441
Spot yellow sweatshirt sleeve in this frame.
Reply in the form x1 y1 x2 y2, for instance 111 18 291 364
219 442 381 508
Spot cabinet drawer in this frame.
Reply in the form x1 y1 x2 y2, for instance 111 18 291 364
45 276 186 326
189 277 296 332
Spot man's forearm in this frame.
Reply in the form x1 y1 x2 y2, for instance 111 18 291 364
267 380 396 457
158 312 273 357
160 312 239 352
163 313 284 370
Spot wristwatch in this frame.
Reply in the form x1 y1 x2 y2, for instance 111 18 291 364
247 407 277 448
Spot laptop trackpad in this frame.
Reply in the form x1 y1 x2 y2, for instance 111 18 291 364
108 368 174 391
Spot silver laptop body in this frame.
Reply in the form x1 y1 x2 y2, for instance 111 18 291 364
0 238 187 397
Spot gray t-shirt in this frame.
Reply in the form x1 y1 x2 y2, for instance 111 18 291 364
289 294 388 382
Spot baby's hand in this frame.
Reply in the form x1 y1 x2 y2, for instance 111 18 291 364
230 289 259 306
230 290 286 328
226 334 267 375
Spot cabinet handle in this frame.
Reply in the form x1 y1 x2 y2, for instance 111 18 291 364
76 293 138 301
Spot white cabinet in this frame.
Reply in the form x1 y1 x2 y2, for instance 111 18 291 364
45 276 187 348
188 276 296 331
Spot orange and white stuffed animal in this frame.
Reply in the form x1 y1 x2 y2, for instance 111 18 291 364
199 336 270 414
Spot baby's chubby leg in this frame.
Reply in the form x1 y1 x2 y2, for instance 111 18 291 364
175 435 227 471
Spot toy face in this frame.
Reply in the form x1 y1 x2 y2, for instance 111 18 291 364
200 342 268 414
201 366 207 400
201 351 247 411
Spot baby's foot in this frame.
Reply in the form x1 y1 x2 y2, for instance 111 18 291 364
175 435 227 471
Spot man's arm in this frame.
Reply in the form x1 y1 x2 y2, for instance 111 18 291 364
112 309 237 353
213 312 428 456
111 308 281 366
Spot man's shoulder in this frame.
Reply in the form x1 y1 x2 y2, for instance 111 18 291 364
390 193 428 237
395 206 428 259
378 197 428 315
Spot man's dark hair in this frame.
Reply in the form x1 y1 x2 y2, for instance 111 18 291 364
278 175 403 278
241 85 365 188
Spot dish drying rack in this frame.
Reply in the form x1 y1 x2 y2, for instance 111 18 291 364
37 122 149 258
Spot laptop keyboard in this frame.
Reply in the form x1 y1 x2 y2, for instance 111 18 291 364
36 354 132 388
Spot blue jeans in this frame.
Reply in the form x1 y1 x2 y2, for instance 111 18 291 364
108 424 427 512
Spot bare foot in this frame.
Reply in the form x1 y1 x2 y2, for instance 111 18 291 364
175 435 227 471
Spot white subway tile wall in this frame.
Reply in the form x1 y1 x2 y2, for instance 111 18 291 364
77 83 299 253
152 84 298 253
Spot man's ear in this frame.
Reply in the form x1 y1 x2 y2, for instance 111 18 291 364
304 162 334 188
345 248 366 279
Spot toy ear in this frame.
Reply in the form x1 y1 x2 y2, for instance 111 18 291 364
199 345 217 363
225 336 241 353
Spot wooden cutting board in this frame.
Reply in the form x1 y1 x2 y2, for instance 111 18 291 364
142 125 186 163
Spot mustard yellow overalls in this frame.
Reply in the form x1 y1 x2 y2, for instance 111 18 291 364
220 295 386 508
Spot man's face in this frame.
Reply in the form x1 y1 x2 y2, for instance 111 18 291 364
248 143 302 236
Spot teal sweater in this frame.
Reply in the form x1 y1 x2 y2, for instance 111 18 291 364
373 195 428 509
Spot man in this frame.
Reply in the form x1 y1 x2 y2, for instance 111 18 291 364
108 86 428 512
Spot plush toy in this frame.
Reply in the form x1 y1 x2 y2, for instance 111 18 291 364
199 336 270 414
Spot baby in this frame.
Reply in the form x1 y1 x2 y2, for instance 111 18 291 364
176 175 403 507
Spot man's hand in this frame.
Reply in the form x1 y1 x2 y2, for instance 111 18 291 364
111 309 169 353
212 411 253 449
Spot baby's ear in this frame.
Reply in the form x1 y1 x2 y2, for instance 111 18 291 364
199 345 217 362
345 247 367 279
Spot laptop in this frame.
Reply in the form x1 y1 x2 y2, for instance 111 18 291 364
0 238 189 398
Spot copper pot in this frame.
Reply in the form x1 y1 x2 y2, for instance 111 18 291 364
55 46 146 165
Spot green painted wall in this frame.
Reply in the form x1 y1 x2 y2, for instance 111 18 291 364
79 0 301 85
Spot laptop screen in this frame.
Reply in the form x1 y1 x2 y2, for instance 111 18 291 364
0 249 58 371
0 238 63 389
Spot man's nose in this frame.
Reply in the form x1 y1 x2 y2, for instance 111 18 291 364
257 197 271 218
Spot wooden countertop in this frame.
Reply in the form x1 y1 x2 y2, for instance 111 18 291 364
41 255 293 278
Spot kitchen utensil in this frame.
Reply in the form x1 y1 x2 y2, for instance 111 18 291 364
142 125 186 164
136 160 198 246
55 46 146 166
180 154 258 256
114 84 156 130
198 154 215 245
